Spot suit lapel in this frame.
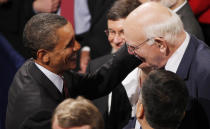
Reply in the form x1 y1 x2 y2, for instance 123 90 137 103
176 36 197 80
28 59 64 102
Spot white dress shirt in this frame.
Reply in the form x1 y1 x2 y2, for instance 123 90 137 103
74 0 91 35
107 68 141 116
35 63 63 93
122 67 141 117
57 0 91 35
135 119 141 129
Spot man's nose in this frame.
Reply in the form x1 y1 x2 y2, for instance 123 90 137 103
113 35 123 43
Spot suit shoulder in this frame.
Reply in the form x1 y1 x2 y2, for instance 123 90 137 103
87 54 112 72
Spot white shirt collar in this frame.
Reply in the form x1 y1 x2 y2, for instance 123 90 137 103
35 63 63 93
135 119 141 129
165 32 190 73
173 0 187 13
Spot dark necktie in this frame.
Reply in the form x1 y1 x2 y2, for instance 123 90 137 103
62 77 69 98
60 0 74 27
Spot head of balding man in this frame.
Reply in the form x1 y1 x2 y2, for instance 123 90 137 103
139 0 178 8
124 2 185 70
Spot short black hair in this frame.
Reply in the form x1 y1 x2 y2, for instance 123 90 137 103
23 13 68 59
141 70 189 129
107 0 141 20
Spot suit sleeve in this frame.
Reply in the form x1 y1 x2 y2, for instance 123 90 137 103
20 110 52 129
66 45 142 99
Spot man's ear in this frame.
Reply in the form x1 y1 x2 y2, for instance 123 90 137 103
136 102 144 119
37 49 50 64
154 37 167 54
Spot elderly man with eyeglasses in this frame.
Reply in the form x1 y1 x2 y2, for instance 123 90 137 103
124 2 210 129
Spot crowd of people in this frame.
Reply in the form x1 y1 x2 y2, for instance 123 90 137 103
1 0 210 129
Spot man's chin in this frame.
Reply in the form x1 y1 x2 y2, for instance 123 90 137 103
139 62 150 69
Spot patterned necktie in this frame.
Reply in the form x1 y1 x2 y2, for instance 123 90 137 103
60 0 74 27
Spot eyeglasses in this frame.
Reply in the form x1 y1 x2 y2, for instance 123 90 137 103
126 38 152 54
104 29 124 39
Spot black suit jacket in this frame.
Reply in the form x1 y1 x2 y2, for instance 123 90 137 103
81 0 116 59
122 117 138 129
6 46 140 129
177 2 204 41
86 54 132 129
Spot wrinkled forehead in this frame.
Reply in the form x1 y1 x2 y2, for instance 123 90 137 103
123 19 146 46
107 19 125 30
123 2 172 45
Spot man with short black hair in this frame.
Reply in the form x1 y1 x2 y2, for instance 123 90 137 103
136 70 189 129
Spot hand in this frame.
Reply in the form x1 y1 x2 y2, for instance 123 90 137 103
33 0 60 13
79 51 90 74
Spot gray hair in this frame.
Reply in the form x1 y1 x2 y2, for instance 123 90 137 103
144 9 184 45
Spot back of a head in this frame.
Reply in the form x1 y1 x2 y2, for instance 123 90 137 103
107 0 141 20
141 70 189 129
23 13 68 59
52 96 104 129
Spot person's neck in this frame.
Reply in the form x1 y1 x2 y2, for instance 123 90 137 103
35 60 63 76
170 0 185 10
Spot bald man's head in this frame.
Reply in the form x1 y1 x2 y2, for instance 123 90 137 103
124 2 183 45
124 2 184 70
139 0 178 8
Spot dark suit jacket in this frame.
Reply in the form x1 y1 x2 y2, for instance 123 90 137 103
6 46 140 129
176 35 210 129
86 54 132 129
122 117 138 129
81 0 116 59
177 2 204 41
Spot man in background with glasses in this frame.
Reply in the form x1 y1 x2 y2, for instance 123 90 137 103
86 0 152 129
124 2 210 129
